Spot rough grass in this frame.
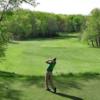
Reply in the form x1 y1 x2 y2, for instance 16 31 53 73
0 35 100 100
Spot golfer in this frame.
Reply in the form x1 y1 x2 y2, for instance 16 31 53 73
45 57 57 93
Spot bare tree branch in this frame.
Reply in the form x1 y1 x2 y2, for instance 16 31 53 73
0 0 39 22
23 0 39 7
0 0 10 22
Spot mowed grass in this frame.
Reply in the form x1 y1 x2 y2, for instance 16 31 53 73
0 35 100 100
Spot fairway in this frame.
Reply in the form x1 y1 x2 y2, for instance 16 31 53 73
0 36 100 100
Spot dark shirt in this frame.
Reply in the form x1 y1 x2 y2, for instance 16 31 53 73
47 61 56 72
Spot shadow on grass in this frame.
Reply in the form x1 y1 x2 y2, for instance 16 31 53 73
56 92 83 100
18 34 78 42
0 71 100 100
0 71 22 100
0 81 22 100
33 35 78 41
49 91 83 100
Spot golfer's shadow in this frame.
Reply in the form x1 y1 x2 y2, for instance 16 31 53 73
50 91 83 100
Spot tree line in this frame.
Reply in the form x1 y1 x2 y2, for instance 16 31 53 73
5 9 85 40
1 7 100 58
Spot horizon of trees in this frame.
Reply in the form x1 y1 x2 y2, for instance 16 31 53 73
4 9 86 40
0 6 100 59
5 8 100 48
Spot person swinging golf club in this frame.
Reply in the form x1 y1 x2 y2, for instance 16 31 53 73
45 57 57 93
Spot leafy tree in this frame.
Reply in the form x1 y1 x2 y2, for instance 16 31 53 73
6 10 86 39
56 15 67 32
45 14 58 37
0 0 38 57
7 9 32 39
83 8 100 47
72 15 85 32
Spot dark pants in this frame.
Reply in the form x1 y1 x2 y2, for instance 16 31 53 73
45 71 55 89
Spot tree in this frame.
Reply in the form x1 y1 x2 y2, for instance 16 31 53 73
7 9 32 40
0 0 38 57
46 14 58 37
72 15 85 32
0 0 38 21
83 8 100 47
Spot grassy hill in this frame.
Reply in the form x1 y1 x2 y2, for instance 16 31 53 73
0 35 100 100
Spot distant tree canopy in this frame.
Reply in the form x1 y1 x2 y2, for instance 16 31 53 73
0 0 37 57
83 8 100 47
1 0 100 49
5 9 85 40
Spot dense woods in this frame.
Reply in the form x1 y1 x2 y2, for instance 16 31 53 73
1 8 100 43
1 7 100 58
4 9 85 39
0 0 37 57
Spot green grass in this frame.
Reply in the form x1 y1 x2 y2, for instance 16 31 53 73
0 35 100 100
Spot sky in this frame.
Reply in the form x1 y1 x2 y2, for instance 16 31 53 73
21 0 100 15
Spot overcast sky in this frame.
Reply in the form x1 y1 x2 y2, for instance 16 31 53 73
21 0 100 15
